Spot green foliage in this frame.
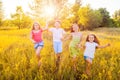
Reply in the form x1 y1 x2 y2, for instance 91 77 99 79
11 6 32 29
107 19 116 27
1 1 119 29
77 6 102 30
71 3 80 23
61 19 71 29
97 8 110 27
2 19 14 27
113 9 120 27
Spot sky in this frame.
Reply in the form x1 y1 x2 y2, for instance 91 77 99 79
2 0 31 19
1 0 120 19
82 0 120 17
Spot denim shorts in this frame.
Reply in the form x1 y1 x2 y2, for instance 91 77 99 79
53 41 62 54
84 56 93 61
34 41 44 49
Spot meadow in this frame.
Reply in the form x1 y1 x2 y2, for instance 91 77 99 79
0 28 120 80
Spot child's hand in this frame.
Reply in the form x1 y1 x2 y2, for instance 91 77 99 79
46 22 49 26
60 38 63 41
32 40 37 44
77 44 82 48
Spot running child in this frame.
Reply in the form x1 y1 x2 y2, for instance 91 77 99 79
30 22 48 67
83 34 110 76
48 20 66 66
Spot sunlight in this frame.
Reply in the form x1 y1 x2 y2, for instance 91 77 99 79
68 0 75 4
44 6 55 17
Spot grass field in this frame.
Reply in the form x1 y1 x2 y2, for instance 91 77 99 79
0 28 120 80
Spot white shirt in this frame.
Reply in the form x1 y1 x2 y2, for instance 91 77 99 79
84 42 98 58
49 28 66 42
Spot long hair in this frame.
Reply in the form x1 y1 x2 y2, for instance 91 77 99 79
71 25 74 32
32 22 41 30
86 34 100 44
71 23 80 33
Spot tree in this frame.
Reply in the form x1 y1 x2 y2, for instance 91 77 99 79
113 9 120 27
11 6 32 29
2 19 14 28
71 0 81 23
11 6 23 29
77 6 102 30
98 8 110 27
59 0 82 29
0 0 3 26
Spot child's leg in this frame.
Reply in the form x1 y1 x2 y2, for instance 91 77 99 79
35 46 42 66
85 58 92 76
72 55 77 71
56 53 61 67
55 41 62 66
56 53 61 61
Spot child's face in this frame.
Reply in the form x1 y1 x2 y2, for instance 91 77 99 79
34 23 39 30
54 22 60 28
88 35 94 42
72 24 79 32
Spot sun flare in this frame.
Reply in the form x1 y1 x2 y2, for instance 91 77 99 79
44 6 55 17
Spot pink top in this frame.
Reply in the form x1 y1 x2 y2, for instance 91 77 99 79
32 29 43 43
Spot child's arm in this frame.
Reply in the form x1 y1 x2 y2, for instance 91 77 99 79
97 43 110 48
42 22 49 31
77 34 83 48
63 33 72 41
30 32 36 44
78 44 85 49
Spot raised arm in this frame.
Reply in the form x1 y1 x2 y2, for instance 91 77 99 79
97 43 110 48
42 22 49 31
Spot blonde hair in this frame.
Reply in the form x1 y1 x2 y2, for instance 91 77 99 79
32 22 41 30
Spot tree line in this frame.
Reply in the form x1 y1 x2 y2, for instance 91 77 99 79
0 0 120 30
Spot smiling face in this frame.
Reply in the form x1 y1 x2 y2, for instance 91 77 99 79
54 21 61 28
33 23 40 30
88 35 95 42
86 34 99 44
72 24 79 32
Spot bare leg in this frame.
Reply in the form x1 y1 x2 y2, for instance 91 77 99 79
35 46 42 67
72 55 77 71
56 53 61 67
85 58 92 76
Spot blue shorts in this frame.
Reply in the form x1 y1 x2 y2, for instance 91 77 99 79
34 41 44 49
53 41 62 54
84 56 93 60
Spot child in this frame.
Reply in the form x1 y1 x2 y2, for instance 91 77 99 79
48 20 66 66
30 22 48 67
69 23 83 58
84 34 110 76
66 23 83 70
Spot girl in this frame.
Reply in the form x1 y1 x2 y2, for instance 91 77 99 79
69 23 83 58
66 23 83 70
84 34 110 76
30 22 48 67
